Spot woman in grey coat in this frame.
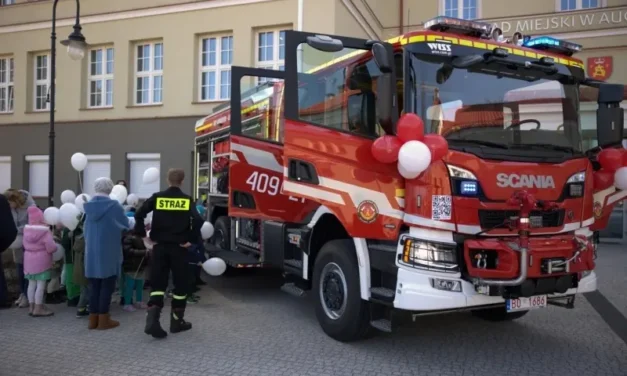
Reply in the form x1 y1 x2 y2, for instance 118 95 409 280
3 189 35 308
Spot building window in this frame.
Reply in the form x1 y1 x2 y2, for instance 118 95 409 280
443 0 478 20
88 47 114 108
25 155 49 197
559 0 600 11
83 155 111 196
256 29 288 83
135 42 163 105
199 35 233 101
1 0 16 6
0 57 14 113
128 153 160 198
34 53 51 111
0 156 11 193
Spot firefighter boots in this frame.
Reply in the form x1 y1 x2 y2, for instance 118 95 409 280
144 306 168 339
170 308 192 333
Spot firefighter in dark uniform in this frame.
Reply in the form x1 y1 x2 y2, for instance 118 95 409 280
134 168 204 339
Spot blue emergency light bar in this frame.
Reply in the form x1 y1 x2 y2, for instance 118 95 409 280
523 36 582 57
423 16 493 38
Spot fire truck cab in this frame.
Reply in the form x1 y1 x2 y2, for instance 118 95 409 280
193 17 625 342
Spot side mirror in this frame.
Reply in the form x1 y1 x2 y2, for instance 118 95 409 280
371 42 398 131
306 35 343 53
596 83 624 148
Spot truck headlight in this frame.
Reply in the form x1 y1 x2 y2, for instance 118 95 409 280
566 171 585 197
400 238 459 273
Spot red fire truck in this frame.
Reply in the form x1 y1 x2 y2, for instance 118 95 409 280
193 16 625 342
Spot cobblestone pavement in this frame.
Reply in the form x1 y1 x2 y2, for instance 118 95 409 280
0 245 626 376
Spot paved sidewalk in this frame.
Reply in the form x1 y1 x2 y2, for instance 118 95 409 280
0 245 626 376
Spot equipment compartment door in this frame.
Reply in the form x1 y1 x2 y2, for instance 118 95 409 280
280 30 405 239
228 67 315 223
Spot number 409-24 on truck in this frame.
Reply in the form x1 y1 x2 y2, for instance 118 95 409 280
193 16 626 342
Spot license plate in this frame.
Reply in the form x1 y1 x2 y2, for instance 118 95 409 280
506 295 547 312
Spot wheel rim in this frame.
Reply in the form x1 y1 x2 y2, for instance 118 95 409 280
213 229 226 249
319 262 348 320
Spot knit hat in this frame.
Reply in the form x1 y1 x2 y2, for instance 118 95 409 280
94 177 114 195
27 206 46 225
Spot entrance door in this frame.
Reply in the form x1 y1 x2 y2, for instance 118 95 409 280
280 31 405 240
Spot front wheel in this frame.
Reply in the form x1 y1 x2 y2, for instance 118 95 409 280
312 239 372 342
471 307 529 322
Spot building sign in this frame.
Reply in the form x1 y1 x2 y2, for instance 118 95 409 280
587 57 613 81
492 9 627 33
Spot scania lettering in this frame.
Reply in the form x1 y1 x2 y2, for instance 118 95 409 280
496 173 556 189
192 16 625 342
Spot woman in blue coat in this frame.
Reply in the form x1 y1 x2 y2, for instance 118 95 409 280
83 177 130 330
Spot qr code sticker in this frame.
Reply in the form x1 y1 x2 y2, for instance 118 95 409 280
431 195 452 221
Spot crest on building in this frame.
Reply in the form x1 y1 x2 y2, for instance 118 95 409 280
587 57 613 81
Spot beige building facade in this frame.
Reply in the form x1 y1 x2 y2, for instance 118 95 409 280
0 0 626 209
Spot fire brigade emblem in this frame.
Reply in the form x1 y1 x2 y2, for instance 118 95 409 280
593 201 603 219
357 200 378 223
587 57 612 81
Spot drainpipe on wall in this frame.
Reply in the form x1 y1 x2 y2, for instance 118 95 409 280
399 0 403 34
297 0 304 72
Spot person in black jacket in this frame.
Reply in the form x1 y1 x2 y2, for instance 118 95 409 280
134 168 203 339
121 229 149 312
0 194 18 309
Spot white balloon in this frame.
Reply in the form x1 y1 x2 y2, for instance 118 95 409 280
143 230 154 250
59 203 81 231
614 167 627 190
60 190 76 204
143 167 160 184
397 140 432 179
70 152 88 172
111 184 128 204
53 243 65 262
43 207 60 226
128 217 136 229
145 212 153 226
126 193 139 207
202 258 227 276
200 221 214 240
74 193 91 213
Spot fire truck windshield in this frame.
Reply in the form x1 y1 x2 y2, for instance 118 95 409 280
408 51 584 159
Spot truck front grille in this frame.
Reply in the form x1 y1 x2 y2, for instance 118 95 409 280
478 209 565 229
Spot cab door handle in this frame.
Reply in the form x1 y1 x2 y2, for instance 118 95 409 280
287 159 319 185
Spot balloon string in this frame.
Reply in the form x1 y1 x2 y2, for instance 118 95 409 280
78 172 83 193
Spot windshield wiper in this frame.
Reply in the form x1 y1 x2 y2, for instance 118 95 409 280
447 139 510 149
508 143 581 154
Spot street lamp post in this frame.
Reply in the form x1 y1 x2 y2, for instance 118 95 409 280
48 0 87 207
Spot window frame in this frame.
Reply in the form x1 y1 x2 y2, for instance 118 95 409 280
0 0 16 6
440 0 480 20
133 41 164 106
87 46 115 109
33 53 51 112
255 29 289 84
556 0 605 11
0 56 14 114
198 34 233 102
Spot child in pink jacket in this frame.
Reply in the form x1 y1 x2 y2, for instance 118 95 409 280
23 206 58 317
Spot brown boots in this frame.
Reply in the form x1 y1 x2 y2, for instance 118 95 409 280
90 313 119 330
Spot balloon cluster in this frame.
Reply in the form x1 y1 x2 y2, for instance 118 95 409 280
370 114 449 179
595 148 627 191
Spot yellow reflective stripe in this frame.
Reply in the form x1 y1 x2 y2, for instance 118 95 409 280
156 197 190 211
173 313 179 320
172 294 187 300
150 291 165 297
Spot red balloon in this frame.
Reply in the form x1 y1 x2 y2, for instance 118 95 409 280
422 134 449 162
621 149 627 166
593 170 614 190
598 148 622 172
396 113 425 143
371 135 403 164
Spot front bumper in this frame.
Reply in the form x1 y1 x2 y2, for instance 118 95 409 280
393 267 597 311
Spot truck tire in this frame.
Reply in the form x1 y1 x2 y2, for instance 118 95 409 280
210 216 231 251
209 216 236 276
312 239 372 342
471 307 529 322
